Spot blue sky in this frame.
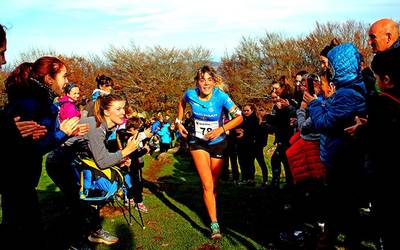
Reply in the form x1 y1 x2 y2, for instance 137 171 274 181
1 0 399 64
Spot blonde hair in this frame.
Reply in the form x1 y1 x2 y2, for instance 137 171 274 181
214 75 228 92
194 65 228 92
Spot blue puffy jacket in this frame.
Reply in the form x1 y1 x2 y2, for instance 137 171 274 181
308 43 367 168
157 123 173 144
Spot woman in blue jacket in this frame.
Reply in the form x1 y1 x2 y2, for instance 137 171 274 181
304 43 367 249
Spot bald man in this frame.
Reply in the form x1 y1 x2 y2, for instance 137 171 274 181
368 18 400 53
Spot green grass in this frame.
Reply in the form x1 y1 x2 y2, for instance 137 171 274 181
1 139 379 249
1 145 279 249
109 152 273 250
34 151 274 249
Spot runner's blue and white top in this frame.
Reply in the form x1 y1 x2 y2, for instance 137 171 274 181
183 87 236 145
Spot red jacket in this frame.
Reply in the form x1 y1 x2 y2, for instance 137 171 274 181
286 131 326 184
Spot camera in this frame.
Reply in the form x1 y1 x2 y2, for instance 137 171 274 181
138 125 145 133
117 129 133 148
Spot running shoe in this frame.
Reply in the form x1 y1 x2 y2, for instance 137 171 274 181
136 202 149 213
88 228 118 245
210 222 222 240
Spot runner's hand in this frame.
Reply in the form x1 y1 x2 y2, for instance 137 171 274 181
205 127 224 141
178 124 188 138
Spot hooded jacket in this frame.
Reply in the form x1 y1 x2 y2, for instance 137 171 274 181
308 43 367 167
57 95 81 123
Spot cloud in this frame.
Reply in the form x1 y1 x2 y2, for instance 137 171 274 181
47 0 326 34
2 0 399 64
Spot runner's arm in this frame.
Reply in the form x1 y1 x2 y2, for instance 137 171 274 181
222 105 243 132
177 98 188 137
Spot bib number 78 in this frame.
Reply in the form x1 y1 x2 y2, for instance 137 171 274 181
194 119 219 139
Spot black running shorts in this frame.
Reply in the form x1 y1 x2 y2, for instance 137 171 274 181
189 139 227 159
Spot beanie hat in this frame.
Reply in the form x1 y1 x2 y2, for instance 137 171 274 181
63 83 77 94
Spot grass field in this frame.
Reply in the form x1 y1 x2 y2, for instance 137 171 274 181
1 141 379 250
38 150 280 250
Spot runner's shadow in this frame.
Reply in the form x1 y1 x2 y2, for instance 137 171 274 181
145 180 210 237
154 154 292 248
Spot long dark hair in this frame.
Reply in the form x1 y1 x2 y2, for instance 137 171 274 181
277 76 293 99
96 74 114 88
4 62 33 101
1 24 6 68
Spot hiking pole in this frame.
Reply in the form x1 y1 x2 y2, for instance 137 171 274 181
118 197 133 226
122 198 145 228
135 203 146 229
126 199 134 225
136 168 146 229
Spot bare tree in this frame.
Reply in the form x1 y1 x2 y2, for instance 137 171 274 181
105 43 212 111
0 20 374 113
220 20 371 105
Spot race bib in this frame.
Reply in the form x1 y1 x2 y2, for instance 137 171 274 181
194 119 219 140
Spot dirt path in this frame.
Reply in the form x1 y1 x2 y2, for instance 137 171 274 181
144 151 174 182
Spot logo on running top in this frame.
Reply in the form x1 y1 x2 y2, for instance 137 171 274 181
208 107 214 112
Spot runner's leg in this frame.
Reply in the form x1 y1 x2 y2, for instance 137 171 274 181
191 149 217 222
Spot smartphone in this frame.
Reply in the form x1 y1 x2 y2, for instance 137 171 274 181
307 78 315 95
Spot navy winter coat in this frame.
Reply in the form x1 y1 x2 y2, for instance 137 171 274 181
308 43 367 168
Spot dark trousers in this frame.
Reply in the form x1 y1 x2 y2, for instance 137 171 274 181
238 146 254 181
1 187 43 249
127 162 144 203
160 143 170 153
375 190 397 250
229 149 240 181
0 156 44 248
46 149 102 243
253 145 269 183
221 140 239 181
321 148 364 248
271 143 293 188
0 112 43 248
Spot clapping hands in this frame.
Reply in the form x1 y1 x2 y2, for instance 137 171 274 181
14 116 47 140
